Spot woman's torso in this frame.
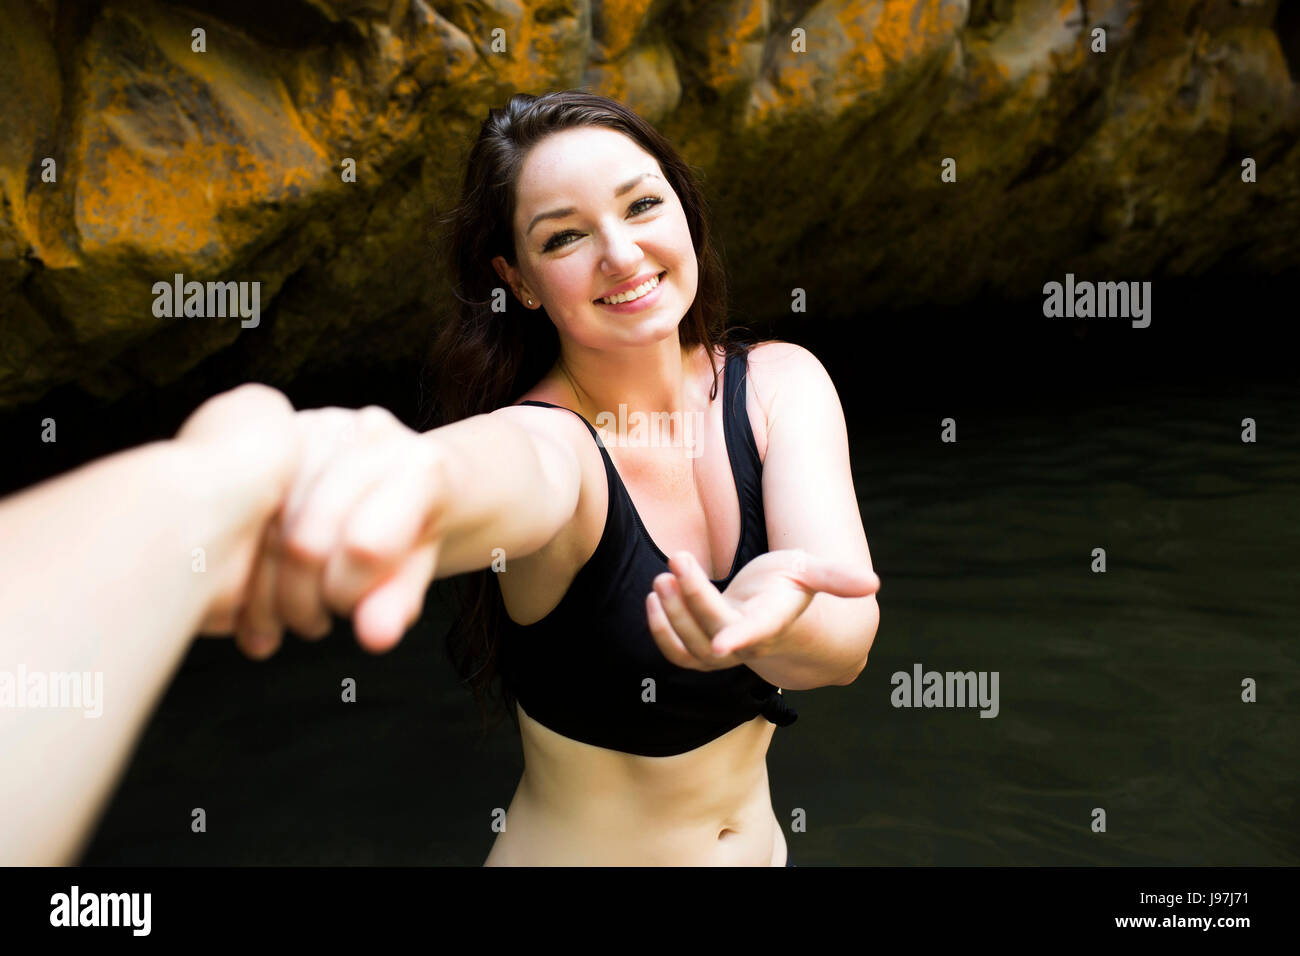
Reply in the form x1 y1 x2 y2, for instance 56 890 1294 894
485 342 787 866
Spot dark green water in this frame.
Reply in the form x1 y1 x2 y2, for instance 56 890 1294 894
774 379 1298 865
71 369 1297 866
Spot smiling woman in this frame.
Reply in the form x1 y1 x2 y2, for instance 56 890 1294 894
422 90 880 866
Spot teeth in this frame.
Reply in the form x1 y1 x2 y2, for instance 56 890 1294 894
600 273 661 304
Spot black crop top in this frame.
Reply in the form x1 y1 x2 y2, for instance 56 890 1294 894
498 349 798 757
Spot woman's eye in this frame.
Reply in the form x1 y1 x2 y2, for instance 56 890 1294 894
543 196 663 251
629 196 663 215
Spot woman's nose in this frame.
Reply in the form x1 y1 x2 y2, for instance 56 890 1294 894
598 226 645 270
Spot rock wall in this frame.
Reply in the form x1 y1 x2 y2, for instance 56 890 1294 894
1 0 1296 408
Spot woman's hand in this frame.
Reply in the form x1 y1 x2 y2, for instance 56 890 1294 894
183 397 449 659
229 404 450 659
645 549 880 671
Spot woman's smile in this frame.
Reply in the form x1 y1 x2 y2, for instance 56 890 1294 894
593 270 668 313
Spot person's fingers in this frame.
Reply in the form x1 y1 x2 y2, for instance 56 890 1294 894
280 406 399 522
273 548 333 639
645 590 701 670
320 450 448 613
278 450 396 632
347 441 448 552
711 590 807 658
235 620 283 660
793 552 880 598
234 520 287 659
652 572 716 663
280 408 361 526
666 551 736 635
197 605 240 637
351 539 441 654
284 438 399 557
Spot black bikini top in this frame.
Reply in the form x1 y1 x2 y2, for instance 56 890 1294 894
497 350 797 757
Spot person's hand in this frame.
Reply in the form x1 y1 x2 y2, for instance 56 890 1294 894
228 404 449 659
173 383 305 641
645 549 880 670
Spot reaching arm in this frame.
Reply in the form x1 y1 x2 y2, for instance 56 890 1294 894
0 389 587 865
245 401 592 654
418 407 585 579
0 385 301 865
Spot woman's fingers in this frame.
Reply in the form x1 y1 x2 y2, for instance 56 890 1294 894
280 408 362 522
319 448 445 614
215 405 446 658
792 551 880 598
710 590 803 657
652 573 715 661
646 591 700 669
276 408 423 631
278 449 397 632
666 552 735 634
234 519 287 659
352 539 441 654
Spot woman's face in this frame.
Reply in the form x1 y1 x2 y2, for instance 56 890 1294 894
493 126 699 349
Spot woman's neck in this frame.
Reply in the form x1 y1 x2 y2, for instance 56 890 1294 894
555 340 707 427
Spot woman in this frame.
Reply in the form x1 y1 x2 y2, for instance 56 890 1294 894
0 91 879 867
420 91 882 865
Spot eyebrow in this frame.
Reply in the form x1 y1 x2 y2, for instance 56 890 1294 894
525 172 661 237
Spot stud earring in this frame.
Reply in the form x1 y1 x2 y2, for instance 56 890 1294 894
526 297 534 306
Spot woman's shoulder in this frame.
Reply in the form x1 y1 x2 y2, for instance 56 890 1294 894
705 338 788 373
733 338 796 410
717 338 802 370
487 375 598 465
743 338 804 363
741 339 821 393
511 368 569 407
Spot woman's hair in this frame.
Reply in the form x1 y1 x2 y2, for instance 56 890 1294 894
420 89 757 741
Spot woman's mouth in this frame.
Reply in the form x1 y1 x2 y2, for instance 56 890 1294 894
595 271 667 311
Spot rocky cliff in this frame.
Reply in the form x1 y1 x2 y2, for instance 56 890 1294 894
1 0 1296 408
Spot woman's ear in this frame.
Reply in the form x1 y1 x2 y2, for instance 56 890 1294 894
490 255 512 287
490 255 530 306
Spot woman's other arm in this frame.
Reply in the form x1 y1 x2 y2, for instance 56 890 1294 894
745 342 879 688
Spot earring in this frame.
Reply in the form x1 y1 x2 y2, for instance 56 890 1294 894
526 297 534 306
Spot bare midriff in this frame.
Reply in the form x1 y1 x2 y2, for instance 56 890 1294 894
483 701 787 866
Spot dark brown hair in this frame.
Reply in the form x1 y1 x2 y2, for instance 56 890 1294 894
420 89 756 741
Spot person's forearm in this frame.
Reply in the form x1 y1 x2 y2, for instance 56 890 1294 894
747 592 880 691
418 412 580 578
0 440 234 865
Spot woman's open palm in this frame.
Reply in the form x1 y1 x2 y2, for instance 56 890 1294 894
646 548 880 670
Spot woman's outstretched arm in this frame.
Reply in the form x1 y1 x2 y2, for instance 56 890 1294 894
255 402 588 654
0 384 302 866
